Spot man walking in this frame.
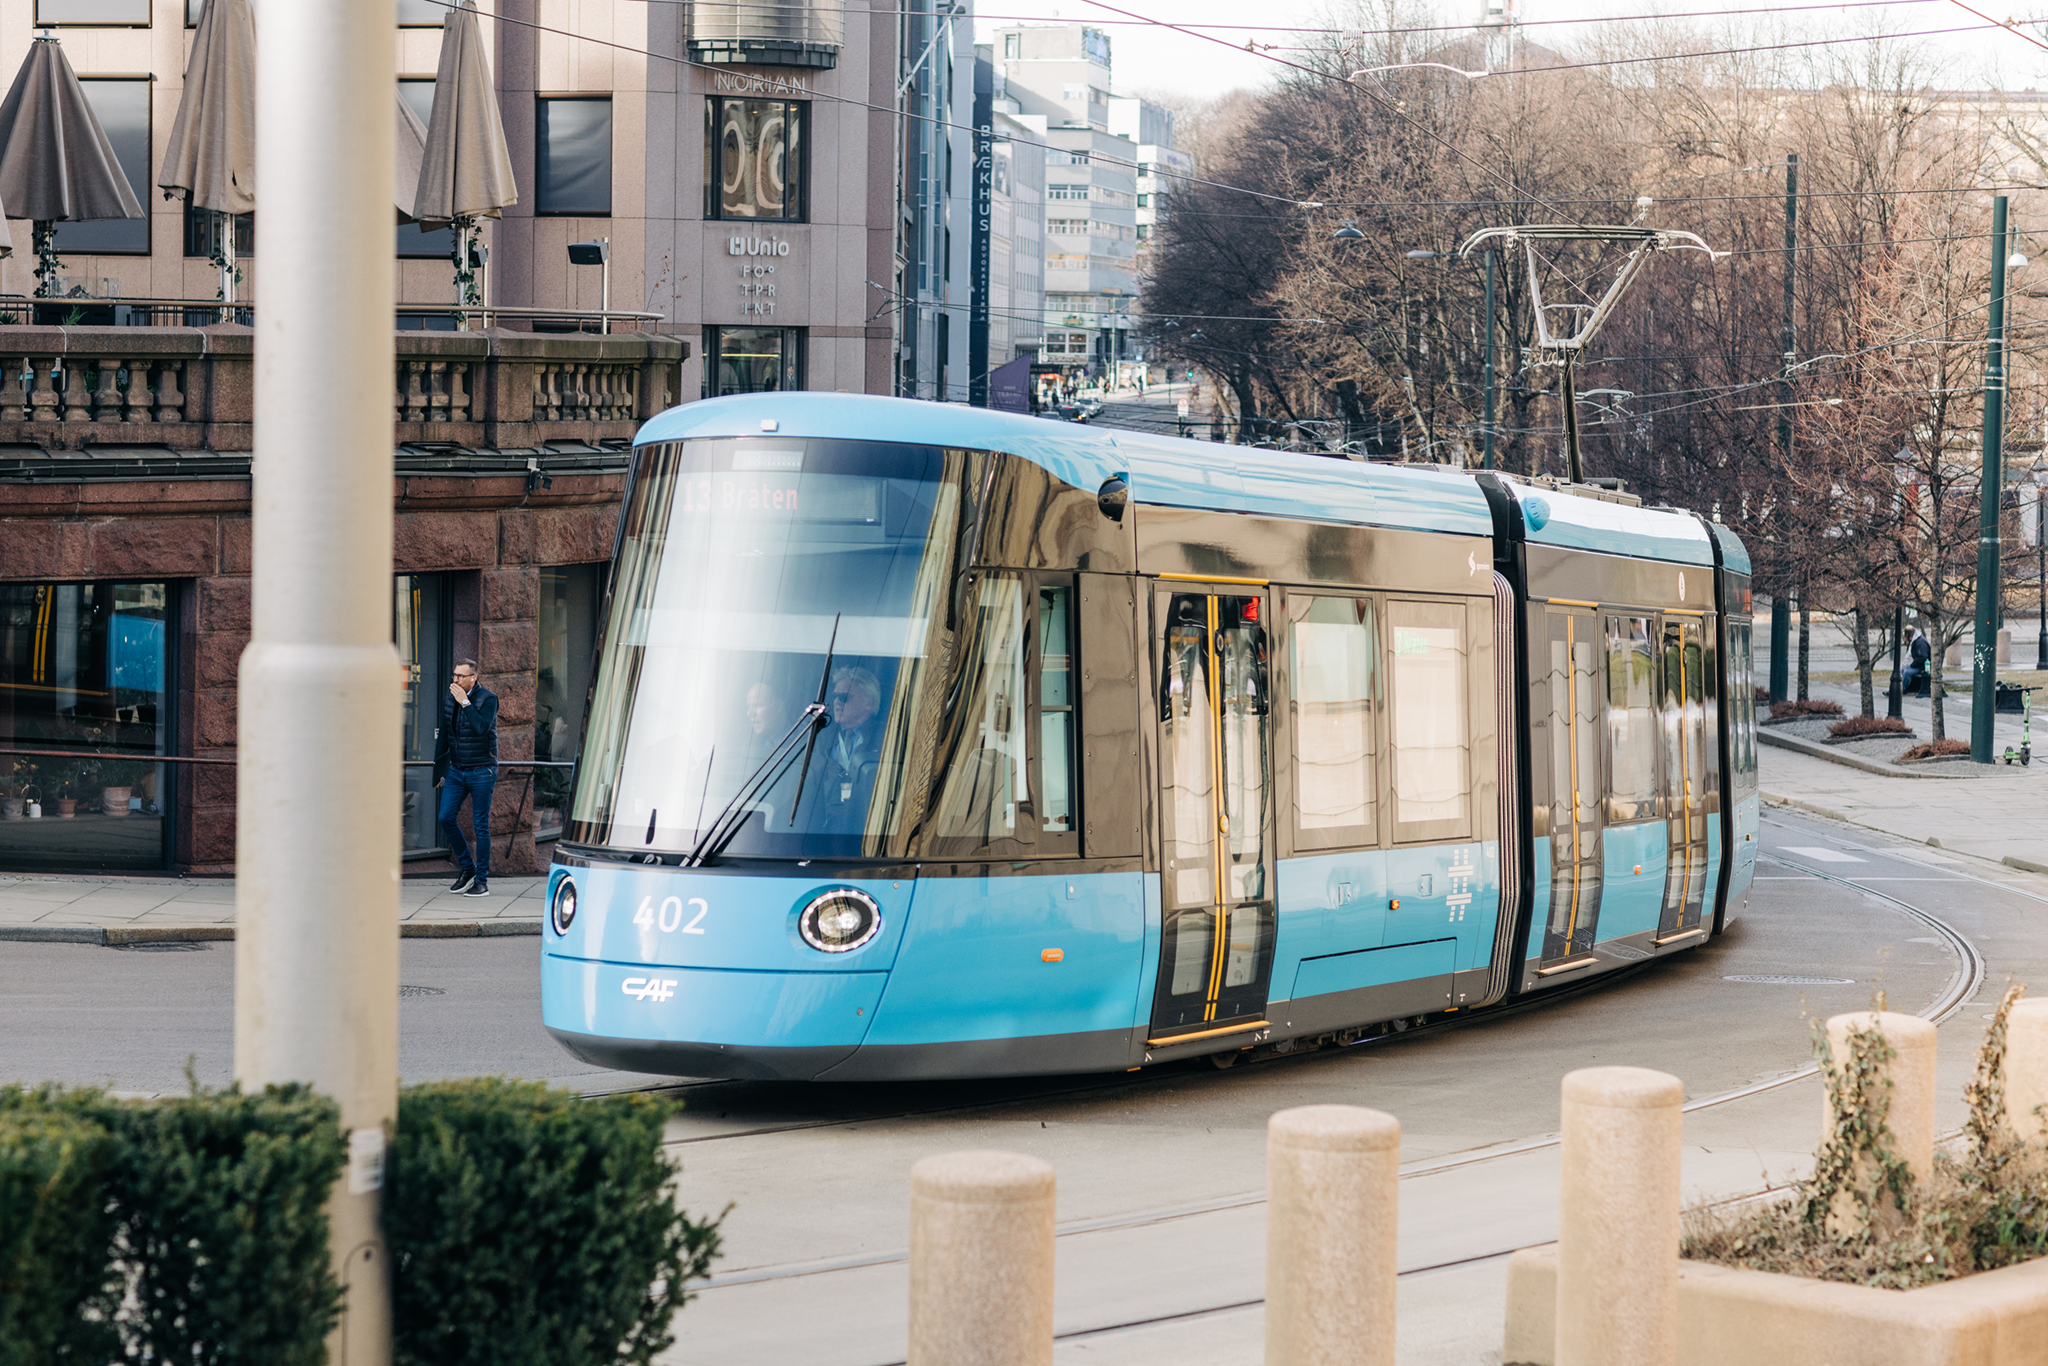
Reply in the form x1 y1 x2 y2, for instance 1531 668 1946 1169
435 659 498 896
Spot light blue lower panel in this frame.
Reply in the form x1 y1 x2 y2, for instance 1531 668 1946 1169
863 872 1147 1046
541 953 886 1049
1527 835 1553 962
1291 938 1457 1001
1599 821 1666 940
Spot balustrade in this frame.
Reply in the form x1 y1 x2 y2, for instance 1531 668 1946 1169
0 325 684 453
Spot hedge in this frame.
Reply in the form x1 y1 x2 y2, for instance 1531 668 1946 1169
0 1079 723 1366
0 1104 120 1366
387 1078 724 1366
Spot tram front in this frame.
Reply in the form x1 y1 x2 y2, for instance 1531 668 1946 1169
542 419 1144 1081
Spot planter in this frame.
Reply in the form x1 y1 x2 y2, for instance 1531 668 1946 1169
100 785 131 818
0 796 20 821
1505 1241 2048 1365
1823 729 1916 745
54 797 76 818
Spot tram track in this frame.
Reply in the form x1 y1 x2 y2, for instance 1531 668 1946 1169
684 836 1989 1336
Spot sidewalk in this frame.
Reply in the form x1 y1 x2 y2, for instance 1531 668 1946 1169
0 872 544 944
1761 677 2048 872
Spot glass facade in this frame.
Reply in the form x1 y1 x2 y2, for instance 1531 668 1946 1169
395 573 453 858
0 581 171 871
37 0 150 23
707 326 802 396
56 80 150 256
535 563 604 839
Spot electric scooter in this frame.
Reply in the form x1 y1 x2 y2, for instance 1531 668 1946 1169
2002 687 2033 766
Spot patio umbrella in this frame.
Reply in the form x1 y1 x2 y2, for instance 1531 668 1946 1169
412 0 517 323
0 34 142 297
157 0 255 307
395 90 429 226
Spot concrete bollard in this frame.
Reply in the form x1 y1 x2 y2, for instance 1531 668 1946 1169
1265 1104 1401 1366
907 1150 1055 1366
1556 1066 1684 1366
1823 1010 1937 1184
2005 998 2048 1144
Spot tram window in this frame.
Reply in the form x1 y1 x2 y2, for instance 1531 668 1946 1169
1039 585 1077 836
1605 615 1657 822
1387 600 1470 840
1289 595 1378 849
925 576 1030 853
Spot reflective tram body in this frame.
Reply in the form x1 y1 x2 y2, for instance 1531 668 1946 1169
542 394 1759 1080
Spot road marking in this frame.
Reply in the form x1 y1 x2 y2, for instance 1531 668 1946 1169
1780 846 1866 863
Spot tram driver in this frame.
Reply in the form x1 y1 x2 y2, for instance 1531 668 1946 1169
806 666 885 833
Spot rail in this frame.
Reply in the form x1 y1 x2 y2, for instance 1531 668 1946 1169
0 295 666 333
0 747 572 771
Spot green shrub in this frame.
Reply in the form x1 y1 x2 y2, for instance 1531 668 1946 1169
97 1083 346 1366
386 1078 723 1366
0 1100 120 1366
0 1081 345 1366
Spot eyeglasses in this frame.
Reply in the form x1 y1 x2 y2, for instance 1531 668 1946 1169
829 692 852 704
453 673 476 681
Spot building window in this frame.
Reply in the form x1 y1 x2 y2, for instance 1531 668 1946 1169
1047 184 1089 201
536 564 604 841
1047 254 1088 270
0 581 172 872
706 326 803 396
183 202 253 259
1136 224 1151 241
36 0 149 24
1003 32 1019 58
395 573 454 859
536 96 613 216
398 79 455 257
1047 218 1090 235
55 79 149 256
398 0 444 24
704 97 806 221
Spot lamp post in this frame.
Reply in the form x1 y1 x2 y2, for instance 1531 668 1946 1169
2037 480 2047 671
569 239 611 334
1970 203 2022 762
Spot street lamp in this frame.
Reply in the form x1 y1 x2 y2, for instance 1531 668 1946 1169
569 238 610 334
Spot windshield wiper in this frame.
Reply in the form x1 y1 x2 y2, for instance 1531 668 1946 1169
686 703 826 866
686 614 841 866
785 613 841 828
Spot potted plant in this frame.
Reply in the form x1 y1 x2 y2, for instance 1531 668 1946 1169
41 757 79 818
96 756 151 818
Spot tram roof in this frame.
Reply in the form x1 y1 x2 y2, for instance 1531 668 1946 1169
637 394 1729 564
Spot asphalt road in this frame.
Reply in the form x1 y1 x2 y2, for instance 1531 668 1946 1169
5 808 2042 1365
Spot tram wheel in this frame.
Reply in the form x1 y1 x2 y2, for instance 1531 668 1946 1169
1209 1050 1239 1069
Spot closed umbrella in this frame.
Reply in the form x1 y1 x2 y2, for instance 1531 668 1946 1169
0 34 142 297
157 0 254 307
395 90 429 226
412 0 517 324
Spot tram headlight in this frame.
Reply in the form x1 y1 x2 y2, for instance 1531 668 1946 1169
798 889 882 953
551 877 578 935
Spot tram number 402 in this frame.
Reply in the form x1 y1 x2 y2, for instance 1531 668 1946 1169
635 895 709 935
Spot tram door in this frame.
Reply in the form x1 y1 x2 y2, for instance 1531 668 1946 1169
1658 619 1710 940
1149 587 1278 1040
1541 609 1604 967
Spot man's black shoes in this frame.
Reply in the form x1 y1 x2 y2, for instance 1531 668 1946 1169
462 879 490 897
449 870 475 894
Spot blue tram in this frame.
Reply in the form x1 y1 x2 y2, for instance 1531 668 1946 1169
540 394 1759 1080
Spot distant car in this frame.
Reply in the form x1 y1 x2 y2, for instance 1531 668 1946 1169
1055 404 1089 422
1078 398 1103 418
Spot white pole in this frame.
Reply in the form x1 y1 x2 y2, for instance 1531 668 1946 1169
239 4 398 1366
219 210 236 314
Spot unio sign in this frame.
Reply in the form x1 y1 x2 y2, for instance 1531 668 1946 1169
729 236 792 257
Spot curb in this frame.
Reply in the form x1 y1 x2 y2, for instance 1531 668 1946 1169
0 920 543 945
2004 855 2048 876
1758 728 1966 778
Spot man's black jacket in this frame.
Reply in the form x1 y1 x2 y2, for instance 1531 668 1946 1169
434 682 499 783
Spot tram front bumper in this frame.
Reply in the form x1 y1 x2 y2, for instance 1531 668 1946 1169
541 953 888 1081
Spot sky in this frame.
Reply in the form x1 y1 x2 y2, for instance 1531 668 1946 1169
971 0 2048 107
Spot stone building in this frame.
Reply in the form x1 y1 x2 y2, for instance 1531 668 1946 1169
0 0 939 876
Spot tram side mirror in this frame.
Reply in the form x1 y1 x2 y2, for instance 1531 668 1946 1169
1097 475 1129 523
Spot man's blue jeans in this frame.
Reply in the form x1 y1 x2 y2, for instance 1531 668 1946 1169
439 767 497 879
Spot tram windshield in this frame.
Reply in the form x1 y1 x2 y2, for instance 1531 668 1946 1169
569 437 964 859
